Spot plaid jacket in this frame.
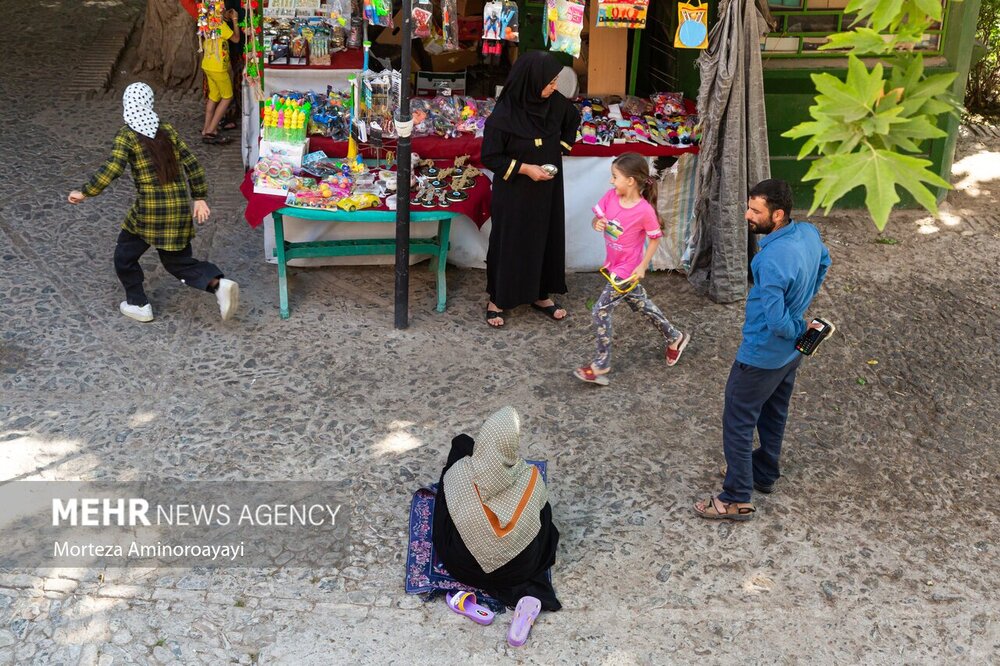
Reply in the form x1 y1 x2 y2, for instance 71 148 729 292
82 123 208 251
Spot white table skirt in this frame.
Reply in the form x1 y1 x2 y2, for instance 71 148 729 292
260 156 615 271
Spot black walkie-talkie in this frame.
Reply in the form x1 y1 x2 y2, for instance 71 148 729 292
795 318 835 356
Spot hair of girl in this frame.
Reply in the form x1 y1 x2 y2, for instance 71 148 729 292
612 152 662 229
136 128 180 185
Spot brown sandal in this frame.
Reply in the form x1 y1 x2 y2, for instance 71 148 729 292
692 495 755 521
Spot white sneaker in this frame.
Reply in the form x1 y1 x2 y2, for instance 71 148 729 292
120 301 154 323
215 278 239 320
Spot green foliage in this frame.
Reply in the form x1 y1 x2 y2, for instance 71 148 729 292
967 0 1000 110
782 0 964 230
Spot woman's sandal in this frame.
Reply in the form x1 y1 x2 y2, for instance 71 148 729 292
573 365 610 386
445 591 495 626
530 302 567 321
507 596 541 647
486 308 506 327
692 495 755 521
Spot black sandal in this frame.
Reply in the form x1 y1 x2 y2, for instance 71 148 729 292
485 308 506 327
201 133 232 145
530 302 567 321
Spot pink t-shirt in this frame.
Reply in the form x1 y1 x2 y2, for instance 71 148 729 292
597 189 663 278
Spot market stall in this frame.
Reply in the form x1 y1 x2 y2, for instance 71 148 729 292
239 0 703 274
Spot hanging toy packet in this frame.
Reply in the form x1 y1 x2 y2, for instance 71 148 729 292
442 0 460 50
549 0 584 58
674 0 709 50
363 0 392 27
501 0 519 42
196 1 225 52
483 2 503 40
413 0 433 38
595 0 649 29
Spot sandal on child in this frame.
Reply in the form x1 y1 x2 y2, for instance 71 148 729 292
573 365 609 386
201 133 232 145
692 495 755 521
665 332 691 367
445 591 495 625
507 596 541 647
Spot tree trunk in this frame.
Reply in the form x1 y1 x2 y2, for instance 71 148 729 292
134 0 201 88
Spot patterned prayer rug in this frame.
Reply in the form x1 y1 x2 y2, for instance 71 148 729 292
404 461 548 613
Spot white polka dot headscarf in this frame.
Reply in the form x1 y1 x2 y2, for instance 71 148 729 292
123 82 159 139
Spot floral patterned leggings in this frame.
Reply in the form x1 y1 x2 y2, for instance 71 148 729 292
591 283 682 370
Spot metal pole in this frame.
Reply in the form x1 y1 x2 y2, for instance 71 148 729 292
394 1 413 330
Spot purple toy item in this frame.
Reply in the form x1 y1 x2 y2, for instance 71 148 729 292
445 591 495 626
507 596 541 647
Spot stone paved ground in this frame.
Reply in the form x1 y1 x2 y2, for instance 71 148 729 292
2 0 999 663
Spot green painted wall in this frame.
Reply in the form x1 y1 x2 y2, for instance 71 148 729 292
664 0 983 209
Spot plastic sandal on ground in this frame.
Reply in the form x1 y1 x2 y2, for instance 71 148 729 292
445 591 495 626
573 365 610 386
507 596 541 647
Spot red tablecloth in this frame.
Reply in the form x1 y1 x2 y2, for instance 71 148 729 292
305 134 697 165
240 163 493 229
264 50 365 71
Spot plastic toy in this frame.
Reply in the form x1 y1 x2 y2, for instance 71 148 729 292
337 192 381 211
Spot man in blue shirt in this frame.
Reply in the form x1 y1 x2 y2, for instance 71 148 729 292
694 179 831 521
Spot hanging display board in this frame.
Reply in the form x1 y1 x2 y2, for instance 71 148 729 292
595 0 649 29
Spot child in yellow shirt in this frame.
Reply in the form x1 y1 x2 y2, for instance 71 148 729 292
201 8 240 144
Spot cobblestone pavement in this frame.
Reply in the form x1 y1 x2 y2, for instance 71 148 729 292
2 0 999 663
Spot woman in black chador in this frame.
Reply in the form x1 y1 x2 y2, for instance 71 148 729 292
481 52 580 328
432 407 561 611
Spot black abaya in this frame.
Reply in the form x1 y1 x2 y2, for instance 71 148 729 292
481 52 580 310
432 435 562 611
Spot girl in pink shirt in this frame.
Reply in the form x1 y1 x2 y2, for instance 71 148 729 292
573 153 691 385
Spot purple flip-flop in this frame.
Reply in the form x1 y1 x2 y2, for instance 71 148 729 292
507 596 542 647
445 591 495 626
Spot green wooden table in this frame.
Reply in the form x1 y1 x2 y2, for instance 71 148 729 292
272 206 454 319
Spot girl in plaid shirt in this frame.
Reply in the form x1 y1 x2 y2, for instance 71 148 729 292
68 83 239 322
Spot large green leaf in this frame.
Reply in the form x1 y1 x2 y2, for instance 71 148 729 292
870 0 905 31
909 0 943 22
820 28 891 54
803 147 951 230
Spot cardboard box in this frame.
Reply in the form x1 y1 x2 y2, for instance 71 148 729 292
429 47 479 72
415 71 468 96
375 12 405 46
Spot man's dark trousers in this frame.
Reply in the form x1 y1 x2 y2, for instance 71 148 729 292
718 355 803 504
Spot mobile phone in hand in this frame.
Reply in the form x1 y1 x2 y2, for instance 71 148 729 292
795 317 835 356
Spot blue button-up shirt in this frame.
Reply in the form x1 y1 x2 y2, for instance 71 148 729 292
736 221 831 369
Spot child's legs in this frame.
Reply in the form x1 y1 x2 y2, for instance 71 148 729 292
156 244 223 292
114 229 151 306
204 70 233 132
591 284 625 370
624 284 682 343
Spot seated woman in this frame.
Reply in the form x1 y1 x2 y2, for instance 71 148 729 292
432 406 561 611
